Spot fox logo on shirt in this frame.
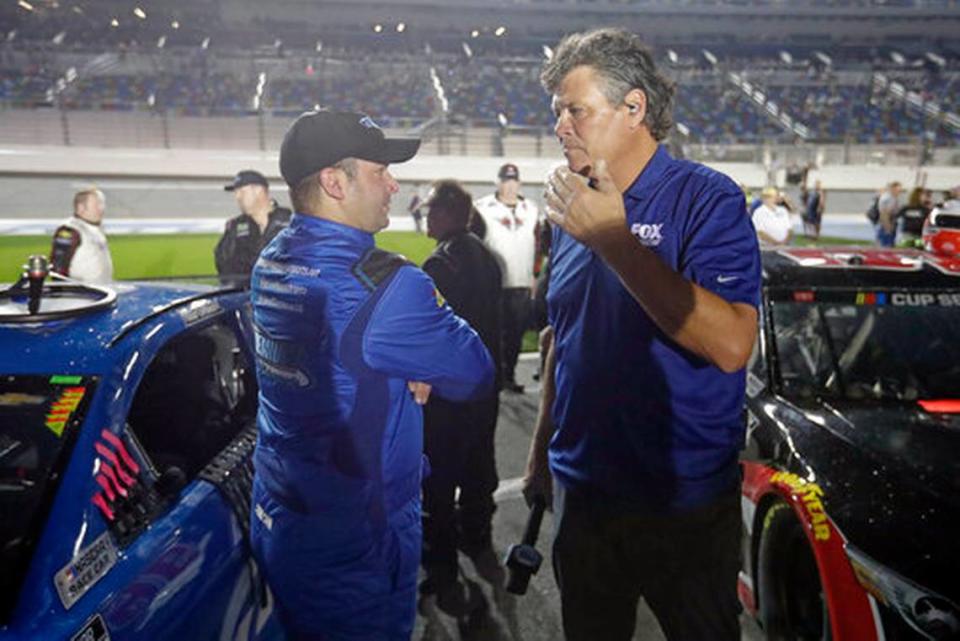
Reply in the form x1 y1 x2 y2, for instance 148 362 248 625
631 223 664 247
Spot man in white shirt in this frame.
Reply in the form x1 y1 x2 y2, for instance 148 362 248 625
751 187 793 246
474 163 538 393
50 188 114 282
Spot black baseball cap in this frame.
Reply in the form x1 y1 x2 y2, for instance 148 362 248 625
280 110 421 188
498 163 520 181
224 169 269 191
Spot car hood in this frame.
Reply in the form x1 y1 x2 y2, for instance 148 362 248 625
819 401 960 506
784 399 960 601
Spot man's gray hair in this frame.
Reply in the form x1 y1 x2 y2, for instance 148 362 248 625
289 158 357 213
541 28 676 141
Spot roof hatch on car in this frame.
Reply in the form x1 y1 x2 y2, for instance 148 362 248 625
0 255 116 322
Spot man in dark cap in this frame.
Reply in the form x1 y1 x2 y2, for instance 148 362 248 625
474 162 539 393
419 180 504 615
214 169 291 287
247 110 494 641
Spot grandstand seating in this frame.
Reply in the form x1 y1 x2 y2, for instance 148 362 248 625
1 1 957 148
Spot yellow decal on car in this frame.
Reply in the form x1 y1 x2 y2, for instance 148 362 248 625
770 471 831 541
45 386 86 437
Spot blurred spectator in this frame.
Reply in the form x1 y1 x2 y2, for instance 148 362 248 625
876 181 903 247
752 186 793 245
897 187 933 246
802 179 826 240
406 183 427 234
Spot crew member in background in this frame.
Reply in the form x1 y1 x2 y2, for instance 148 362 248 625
215 169 291 287
50 188 114 283
420 179 504 616
474 163 538 393
752 186 793 245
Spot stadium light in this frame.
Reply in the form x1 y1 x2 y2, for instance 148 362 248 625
397 22 406 33
676 122 690 137
110 18 119 28
461 42 473 58
497 112 509 127
315 40 323 52
157 35 165 48
201 36 210 49
542 45 553 60
890 51 906 66
171 20 179 29
470 29 480 38
71 6 82 15
494 26 506 37
429 67 449 113
779 50 793 64
252 71 266 111
17 0 33 11
52 30 66 45
373 24 383 33
133 7 146 20
925 52 946 68
148 93 155 107
702 49 718 67
813 51 832 67
667 49 678 64
6 30 17 42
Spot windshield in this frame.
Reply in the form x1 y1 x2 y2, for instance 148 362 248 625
0 375 96 621
770 292 960 402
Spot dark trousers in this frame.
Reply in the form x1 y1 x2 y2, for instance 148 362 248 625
421 394 500 584
501 288 530 384
552 483 742 641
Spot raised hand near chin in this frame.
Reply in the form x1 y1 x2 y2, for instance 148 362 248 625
543 159 626 250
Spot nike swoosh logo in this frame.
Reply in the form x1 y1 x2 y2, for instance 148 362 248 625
717 275 739 283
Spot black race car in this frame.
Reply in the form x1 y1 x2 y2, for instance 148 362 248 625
739 247 960 641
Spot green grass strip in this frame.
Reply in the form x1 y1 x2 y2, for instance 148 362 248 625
0 231 436 281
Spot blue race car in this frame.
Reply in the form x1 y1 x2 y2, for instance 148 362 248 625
0 261 284 641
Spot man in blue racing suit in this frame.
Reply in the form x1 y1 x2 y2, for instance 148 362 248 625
249 109 495 640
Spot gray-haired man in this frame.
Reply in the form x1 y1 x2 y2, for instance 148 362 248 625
524 28 761 641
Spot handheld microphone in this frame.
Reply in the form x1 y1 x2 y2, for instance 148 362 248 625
504 495 546 595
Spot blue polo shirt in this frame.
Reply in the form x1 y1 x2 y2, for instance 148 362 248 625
546 145 761 513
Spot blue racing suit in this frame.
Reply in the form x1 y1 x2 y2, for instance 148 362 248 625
248 214 494 640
